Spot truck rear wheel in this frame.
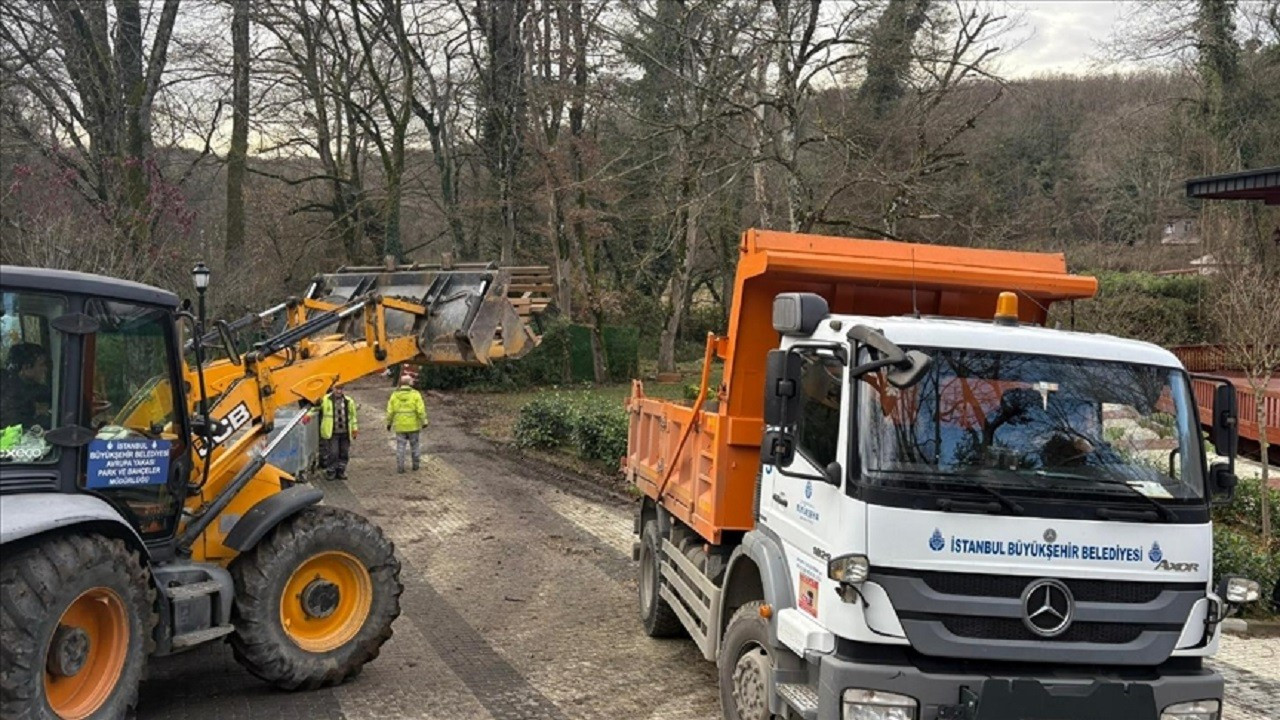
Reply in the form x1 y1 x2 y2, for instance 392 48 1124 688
719 601 779 720
638 521 683 637
229 506 402 690
1 534 152 720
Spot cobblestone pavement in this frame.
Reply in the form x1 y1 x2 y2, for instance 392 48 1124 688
135 384 1280 720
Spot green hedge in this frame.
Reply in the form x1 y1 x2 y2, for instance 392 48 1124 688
1211 476 1279 616
513 393 629 466
1065 271 1211 346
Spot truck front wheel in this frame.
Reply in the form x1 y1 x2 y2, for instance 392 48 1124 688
229 506 402 690
638 521 683 637
719 601 778 720
0 534 153 720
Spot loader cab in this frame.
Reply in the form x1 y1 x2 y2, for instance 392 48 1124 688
0 266 192 554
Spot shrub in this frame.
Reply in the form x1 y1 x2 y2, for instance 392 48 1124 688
513 393 630 467
574 405 629 465
1213 525 1278 617
513 394 577 450
1212 476 1280 617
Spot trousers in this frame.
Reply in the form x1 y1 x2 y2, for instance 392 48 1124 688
396 431 420 472
322 433 351 478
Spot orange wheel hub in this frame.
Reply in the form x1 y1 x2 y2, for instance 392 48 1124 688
43 587 129 720
280 551 373 653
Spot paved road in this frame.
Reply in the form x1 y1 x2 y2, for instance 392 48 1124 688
136 385 1279 720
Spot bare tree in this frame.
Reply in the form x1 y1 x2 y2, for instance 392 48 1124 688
225 0 251 253
1214 262 1280 543
0 0 183 252
472 0 530 263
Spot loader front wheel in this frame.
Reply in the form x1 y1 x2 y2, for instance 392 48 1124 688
1 534 152 720
229 507 402 690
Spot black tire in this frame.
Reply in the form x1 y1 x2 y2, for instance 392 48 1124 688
718 601 779 720
229 506 402 691
638 521 684 638
1 534 154 720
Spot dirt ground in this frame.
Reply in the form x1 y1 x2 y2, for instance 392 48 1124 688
134 380 1278 720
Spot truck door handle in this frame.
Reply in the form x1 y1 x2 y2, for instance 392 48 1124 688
771 493 788 507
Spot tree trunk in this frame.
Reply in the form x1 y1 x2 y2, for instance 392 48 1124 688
658 196 701 374
225 0 250 254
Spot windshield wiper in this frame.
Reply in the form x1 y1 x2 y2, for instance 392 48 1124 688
954 480 1024 515
874 469 1024 515
1032 470 1177 522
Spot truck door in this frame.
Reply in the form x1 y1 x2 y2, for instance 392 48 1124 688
760 347 848 620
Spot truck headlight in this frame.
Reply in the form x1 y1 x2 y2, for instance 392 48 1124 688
842 689 917 720
1222 576 1261 604
829 554 869 584
1161 699 1220 720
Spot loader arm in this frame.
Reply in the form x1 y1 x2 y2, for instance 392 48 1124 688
174 264 551 563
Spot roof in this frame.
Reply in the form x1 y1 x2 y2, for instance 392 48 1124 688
0 265 179 308
1185 166 1280 204
813 314 1183 369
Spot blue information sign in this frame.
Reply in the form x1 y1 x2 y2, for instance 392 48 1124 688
86 438 171 489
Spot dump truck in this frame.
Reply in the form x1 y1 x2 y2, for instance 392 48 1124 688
625 229 1259 720
0 261 549 718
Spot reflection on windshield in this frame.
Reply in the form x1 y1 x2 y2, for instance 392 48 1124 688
859 349 1205 502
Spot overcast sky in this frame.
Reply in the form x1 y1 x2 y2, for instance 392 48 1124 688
998 1 1133 78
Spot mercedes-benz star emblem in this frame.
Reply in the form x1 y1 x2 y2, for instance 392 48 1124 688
1043 528 1057 543
1021 579 1074 638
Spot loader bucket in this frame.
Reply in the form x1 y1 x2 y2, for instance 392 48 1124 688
311 264 552 365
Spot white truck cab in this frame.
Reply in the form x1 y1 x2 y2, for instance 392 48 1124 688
748 293 1258 720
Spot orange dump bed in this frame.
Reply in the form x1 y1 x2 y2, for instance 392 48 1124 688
624 229 1099 544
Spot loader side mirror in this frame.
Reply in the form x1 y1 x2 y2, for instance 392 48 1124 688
763 349 802 427
215 320 242 366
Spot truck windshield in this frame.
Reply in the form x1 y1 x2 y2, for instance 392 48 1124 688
858 348 1205 506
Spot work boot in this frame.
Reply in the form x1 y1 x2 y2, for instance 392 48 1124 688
412 461 420 471
397 466 405 474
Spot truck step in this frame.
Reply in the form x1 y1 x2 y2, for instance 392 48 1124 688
776 683 819 719
164 580 223 601
171 624 234 649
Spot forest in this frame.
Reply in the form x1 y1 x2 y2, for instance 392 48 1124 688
1 0 1277 374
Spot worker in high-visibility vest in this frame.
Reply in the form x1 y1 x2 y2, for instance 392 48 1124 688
386 374 427 473
319 386 358 480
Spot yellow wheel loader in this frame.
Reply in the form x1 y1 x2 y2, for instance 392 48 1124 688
0 261 550 718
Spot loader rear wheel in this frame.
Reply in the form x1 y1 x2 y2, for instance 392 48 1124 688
638 521 683 638
1 534 152 720
229 506 402 691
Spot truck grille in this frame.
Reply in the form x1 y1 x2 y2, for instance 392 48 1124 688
871 567 1202 666
937 615 1176 644
901 568 1199 604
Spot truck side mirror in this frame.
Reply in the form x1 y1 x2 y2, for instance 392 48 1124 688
886 350 932 389
1209 462 1237 502
763 349 802 427
1211 383 1238 458
823 461 842 486
760 429 795 466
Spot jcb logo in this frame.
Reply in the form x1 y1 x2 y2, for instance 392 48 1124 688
1155 559 1199 573
194 402 252 458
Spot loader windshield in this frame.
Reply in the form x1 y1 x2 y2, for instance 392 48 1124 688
858 348 1206 511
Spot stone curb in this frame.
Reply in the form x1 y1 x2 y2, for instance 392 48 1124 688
1222 618 1280 637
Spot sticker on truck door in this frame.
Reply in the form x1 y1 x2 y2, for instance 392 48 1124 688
798 572 819 617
